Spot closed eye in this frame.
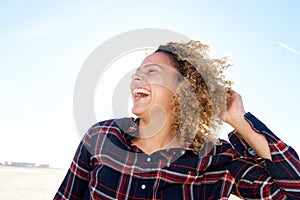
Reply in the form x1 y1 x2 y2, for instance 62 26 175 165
148 69 158 73
147 66 161 74
138 64 163 74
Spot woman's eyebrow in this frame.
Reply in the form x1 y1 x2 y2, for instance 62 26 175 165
136 64 164 72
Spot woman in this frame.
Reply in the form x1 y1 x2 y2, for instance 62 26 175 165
55 41 300 199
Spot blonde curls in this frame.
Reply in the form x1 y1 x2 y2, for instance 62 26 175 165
156 40 233 154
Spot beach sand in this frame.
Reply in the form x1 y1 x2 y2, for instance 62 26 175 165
0 166 66 200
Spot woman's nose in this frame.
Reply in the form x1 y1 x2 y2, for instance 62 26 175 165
131 73 144 81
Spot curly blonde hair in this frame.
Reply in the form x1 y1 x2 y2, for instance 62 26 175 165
156 40 233 154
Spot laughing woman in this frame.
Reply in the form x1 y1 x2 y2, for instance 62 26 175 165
54 41 300 199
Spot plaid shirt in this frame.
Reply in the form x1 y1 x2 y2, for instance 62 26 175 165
54 113 300 199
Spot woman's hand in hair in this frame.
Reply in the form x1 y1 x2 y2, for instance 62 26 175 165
223 90 246 126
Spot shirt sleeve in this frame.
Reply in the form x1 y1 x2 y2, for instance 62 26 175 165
228 112 300 199
54 135 92 200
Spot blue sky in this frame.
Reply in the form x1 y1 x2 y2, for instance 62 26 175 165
0 0 299 168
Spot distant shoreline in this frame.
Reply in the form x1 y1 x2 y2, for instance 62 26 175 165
0 161 61 169
0 165 64 170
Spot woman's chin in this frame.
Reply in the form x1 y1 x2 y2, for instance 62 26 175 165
131 99 151 117
132 107 146 118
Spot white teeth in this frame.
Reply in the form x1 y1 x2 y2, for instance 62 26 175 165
133 88 151 96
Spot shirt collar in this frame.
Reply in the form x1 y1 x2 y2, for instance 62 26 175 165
115 117 195 155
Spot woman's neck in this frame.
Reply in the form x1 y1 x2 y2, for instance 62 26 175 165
132 112 181 155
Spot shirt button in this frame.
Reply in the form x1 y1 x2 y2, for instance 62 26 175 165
141 184 146 189
146 157 151 162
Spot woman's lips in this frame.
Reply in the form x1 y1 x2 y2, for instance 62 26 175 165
132 87 151 102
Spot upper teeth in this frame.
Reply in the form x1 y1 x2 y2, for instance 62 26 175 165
133 88 150 95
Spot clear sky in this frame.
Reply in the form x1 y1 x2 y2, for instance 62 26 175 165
0 0 299 168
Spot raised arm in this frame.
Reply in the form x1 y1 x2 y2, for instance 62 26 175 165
224 91 271 160
225 91 300 199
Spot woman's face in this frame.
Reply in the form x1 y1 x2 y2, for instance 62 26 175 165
130 52 180 119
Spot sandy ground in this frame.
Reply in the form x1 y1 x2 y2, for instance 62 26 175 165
0 166 241 200
0 166 66 200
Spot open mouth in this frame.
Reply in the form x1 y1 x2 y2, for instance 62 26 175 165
132 87 151 101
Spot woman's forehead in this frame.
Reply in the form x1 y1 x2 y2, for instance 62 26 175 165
142 52 173 66
137 52 178 72
136 63 179 75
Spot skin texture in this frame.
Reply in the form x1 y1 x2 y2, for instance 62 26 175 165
131 52 272 160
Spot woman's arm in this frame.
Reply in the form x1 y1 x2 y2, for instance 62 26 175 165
225 91 300 199
54 136 92 199
224 91 271 160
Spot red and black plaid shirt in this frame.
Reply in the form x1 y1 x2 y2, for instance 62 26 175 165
54 113 300 199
